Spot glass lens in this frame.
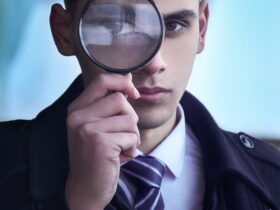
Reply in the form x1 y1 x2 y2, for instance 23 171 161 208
79 0 163 73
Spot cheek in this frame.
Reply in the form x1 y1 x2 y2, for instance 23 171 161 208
161 25 199 69
162 33 198 86
76 49 107 86
164 32 199 66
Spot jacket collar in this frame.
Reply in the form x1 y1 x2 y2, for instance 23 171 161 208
29 75 275 206
29 75 83 199
180 92 276 207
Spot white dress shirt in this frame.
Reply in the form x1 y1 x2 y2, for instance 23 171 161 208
119 105 205 210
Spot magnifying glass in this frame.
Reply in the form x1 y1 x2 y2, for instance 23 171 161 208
79 0 164 73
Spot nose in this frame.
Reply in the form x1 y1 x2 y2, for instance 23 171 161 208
135 52 167 75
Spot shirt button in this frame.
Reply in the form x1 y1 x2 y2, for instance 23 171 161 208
239 134 254 149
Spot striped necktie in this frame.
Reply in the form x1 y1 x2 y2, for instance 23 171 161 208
121 155 166 210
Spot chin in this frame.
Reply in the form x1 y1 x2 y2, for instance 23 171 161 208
137 119 166 130
136 108 175 130
131 95 179 130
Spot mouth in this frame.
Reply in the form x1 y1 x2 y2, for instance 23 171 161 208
136 87 171 104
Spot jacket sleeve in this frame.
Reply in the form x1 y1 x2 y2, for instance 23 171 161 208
0 120 32 210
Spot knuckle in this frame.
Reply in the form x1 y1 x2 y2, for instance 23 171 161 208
121 79 133 93
127 79 134 88
67 102 77 114
77 123 94 139
67 111 81 128
124 74 132 83
113 92 127 108
128 109 138 123
130 132 137 140
130 133 139 146
113 91 125 100
132 112 139 123
126 114 138 125
96 74 108 88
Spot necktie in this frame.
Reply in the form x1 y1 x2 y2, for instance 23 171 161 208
121 155 166 210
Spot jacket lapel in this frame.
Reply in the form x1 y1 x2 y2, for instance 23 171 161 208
29 75 83 199
180 92 277 209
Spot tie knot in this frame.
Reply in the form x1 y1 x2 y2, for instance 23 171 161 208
121 155 166 188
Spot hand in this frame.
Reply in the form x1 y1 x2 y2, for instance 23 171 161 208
65 73 140 210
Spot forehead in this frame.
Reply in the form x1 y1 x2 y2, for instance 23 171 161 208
154 0 199 14
76 0 199 17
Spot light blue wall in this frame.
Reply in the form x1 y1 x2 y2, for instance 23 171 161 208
188 0 280 138
1 0 279 139
0 1 80 120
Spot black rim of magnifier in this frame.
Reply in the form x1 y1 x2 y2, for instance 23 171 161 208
78 0 164 74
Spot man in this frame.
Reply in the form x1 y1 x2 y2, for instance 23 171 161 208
0 0 279 209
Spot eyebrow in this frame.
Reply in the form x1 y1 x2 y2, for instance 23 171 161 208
88 3 135 18
162 9 197 20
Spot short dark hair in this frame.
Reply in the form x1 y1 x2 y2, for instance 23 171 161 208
64 0 206 15
64 0 77 14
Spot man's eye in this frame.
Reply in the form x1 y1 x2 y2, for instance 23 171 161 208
103 21 123 33
104 22 122 33
165 20 188 33
102 20 136 34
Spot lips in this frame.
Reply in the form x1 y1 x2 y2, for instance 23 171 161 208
137 87 171 103
138 87 170 94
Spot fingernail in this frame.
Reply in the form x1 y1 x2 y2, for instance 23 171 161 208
127 73 132 80
135 89 140 99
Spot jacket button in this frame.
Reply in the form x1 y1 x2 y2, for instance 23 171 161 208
239 134 254 149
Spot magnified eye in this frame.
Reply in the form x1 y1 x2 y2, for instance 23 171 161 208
103 20 123 33
92 18 135 35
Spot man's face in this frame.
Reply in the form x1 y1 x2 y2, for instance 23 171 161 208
72 0 208 129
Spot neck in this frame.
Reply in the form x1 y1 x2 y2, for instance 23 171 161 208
138 110 178 154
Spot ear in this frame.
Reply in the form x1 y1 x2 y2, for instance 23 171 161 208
197 0 209 54
50 4 75 56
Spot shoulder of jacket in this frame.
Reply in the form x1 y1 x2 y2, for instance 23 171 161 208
222 131 280 208
0 120 31 184
223 131 280 169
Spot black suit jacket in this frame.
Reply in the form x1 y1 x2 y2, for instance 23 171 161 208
1 75 280 210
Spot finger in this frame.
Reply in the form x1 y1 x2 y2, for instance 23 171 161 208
94 115 141 146
71 115 140 142
78 131 138 159
95 115 138 133
120 154 134 164
67 92 138 126
69 73 139 112
108 132 139 158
